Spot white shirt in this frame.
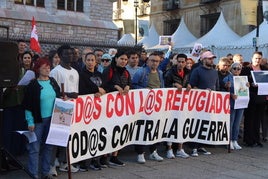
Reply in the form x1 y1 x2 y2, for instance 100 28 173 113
50 65 79 93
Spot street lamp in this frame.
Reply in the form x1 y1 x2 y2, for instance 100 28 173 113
122 0 150 45
255 0 263 51
134 0 139 45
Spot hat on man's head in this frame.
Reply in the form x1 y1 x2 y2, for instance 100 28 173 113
200 51 216 59
101 53 112 60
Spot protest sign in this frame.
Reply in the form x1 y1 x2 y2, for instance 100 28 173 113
57 88 230 164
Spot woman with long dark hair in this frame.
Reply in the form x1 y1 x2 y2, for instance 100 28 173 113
101 49 131 166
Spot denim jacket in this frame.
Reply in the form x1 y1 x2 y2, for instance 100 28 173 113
132 65 165 89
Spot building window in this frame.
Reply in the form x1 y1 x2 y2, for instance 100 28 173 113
163 19 180 35
14 0 23 4
26 0 34 6
57 0 65 10
57 0 83 12
67 0 74 11
36 0 45 7
200 13 220 36
15 0 44 7
76 0 83 12
163 0 180 11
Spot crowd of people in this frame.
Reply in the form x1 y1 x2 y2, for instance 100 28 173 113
2 39 268 179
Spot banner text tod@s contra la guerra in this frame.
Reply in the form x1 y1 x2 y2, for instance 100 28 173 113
52 88 230 164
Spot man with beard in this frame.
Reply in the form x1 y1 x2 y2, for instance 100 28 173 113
190 51 219 91
189 50 219 157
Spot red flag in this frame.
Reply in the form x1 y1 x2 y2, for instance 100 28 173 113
30 16 41 53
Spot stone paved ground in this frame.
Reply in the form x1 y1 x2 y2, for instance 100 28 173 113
1 140 268 179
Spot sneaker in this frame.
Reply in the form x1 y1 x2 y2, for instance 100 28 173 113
149 150 163 162
230 141 234 150
54 158 60 168
89 159 102 170
166 149 175 159
176 149 189 158
78 165 88 172
137 154 146 164
233 141 242 150
191 149 198 157
59 163 79 173
100 156 109 168
109 156 125 166
198 147 211 155
49 165 57 177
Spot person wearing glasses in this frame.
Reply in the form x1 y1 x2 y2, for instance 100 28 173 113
223 62 249 150
132 52 165 164
99 53 112 73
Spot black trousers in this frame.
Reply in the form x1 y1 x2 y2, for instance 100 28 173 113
135 144 157 154
243 101 265 145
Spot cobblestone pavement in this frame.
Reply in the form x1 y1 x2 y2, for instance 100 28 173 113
1 141 268 179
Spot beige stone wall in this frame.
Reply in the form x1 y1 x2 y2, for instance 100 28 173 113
151 0 250 37
0 18 117 42
0 0 118 43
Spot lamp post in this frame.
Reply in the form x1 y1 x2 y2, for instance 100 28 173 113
134 0 139 45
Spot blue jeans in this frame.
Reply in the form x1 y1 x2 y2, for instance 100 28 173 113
230 108 244 141
27 117 53 177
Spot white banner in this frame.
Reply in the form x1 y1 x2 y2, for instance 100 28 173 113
58 88 230 164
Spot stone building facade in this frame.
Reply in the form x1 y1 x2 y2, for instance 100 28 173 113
0 0 118 44
150 0 253 38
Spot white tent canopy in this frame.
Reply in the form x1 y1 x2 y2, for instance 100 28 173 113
117 34 135 46
138 23 159 49
183 12 241 48
172 16 197 49
148 17 197 51
221 21 268 47
213 21 268 62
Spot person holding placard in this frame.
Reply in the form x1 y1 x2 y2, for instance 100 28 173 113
22 58 60 179
223 62 249 150
240 51 268 147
